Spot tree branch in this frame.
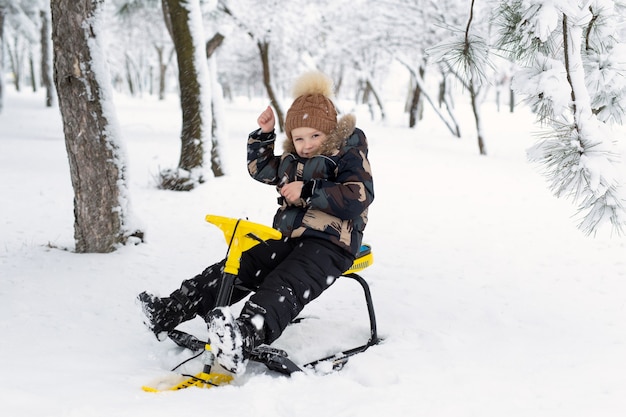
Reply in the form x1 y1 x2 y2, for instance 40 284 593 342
562 14 578 126
206 32 224 58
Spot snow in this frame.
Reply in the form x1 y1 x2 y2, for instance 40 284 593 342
1 86 626 416
512 55 572 116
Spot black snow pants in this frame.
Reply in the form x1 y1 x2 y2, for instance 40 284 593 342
178 237 354 344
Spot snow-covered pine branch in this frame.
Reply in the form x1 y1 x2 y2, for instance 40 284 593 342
496 0 626 236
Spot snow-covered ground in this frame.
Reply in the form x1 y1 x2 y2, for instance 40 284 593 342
1 86 625 417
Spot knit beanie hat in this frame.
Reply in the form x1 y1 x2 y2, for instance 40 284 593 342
284 71 338 140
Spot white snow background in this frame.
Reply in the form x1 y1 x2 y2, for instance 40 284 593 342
1 85 626 417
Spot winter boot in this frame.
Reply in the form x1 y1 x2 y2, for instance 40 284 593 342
205 307 265 375
137 290 195 340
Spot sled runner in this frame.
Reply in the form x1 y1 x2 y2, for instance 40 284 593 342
142 214 379 392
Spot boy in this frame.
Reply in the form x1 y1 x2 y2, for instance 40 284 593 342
138 71 374 374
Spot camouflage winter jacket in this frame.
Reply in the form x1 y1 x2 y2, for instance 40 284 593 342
247 114 374 257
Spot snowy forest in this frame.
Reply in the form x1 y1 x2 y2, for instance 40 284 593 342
1 0 626 252
3 1 626 415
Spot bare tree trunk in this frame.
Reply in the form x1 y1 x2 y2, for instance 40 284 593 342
154 45 174 101
40 9 54 107
397 58 460 136
29 53 37 92
209 67 224 178
8 36 21 92
469 79 487 155
365 79 385 121
125 54 136 95
155 46 165 99
0 6 4 113
408 77 422 128
206 32 224 57
257 41 284 132
438 78 445 108
164 0 207 182
496 89 501 112
51 0 139 253
412 66 459 136
359 80 375 120
464 0 486 155
360 79 385 121
217 3 283 131
156 0 212 190
206 33 225 177
334 67 344 96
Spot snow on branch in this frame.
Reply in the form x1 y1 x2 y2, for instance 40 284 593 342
496 0 626 236
528 118 625 235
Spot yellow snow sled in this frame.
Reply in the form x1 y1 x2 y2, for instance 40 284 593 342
142 215 378 392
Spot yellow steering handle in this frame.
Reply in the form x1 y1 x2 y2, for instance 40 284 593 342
205 214 282 275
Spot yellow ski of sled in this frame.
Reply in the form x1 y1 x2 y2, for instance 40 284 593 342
142 371 234 392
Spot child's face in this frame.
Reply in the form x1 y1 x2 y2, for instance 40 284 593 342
291 127 327 158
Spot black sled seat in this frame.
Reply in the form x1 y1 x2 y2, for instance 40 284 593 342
248 243 380 375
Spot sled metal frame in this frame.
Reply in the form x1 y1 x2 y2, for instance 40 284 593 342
300 270 380 373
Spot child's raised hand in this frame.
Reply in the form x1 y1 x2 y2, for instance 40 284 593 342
257 106 276 133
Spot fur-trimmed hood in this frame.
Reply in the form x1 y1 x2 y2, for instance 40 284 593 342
282 114 357 157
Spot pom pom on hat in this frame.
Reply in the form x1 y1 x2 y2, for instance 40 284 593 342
291 71 335 99
285 71 338 139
